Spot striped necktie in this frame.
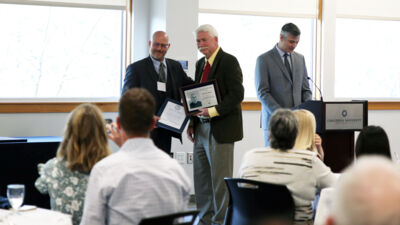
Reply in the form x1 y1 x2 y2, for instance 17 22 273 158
159 63 166 82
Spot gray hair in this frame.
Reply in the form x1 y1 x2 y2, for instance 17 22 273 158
280 23 301 38
268 109 298 150
330 156 400 225
194 24 218 38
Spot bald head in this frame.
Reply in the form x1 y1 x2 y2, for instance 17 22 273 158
327 156 400 225
152 31 168 41
149 31 170 61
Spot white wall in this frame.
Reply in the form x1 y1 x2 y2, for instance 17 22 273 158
1 110 399 176
131 0 150 62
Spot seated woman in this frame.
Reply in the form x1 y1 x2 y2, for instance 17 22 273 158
238 109 336 225
355 125 391 159
35 104 111 225
293 109 324 160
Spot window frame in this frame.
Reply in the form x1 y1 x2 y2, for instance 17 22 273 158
0 0 130 109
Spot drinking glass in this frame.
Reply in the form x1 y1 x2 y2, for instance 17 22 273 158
7 184 25 212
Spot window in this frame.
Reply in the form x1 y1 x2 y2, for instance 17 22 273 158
330 0 400 100
199 13 315 99
335 18 400 99
0 3 125 100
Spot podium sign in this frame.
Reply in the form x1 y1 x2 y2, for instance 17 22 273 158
324 102 367 131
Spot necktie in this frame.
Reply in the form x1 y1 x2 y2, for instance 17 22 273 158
284 53 293 80
159 63 166 82
201 61 210 83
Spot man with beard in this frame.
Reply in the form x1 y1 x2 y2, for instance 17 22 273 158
122 31 193 155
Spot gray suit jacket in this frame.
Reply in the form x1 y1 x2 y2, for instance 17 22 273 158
255 46 312 129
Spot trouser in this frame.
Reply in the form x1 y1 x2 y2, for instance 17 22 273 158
263 128 270 147
193 122 234 225
150 127 172 156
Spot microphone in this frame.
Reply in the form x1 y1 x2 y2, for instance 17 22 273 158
307 76 323 102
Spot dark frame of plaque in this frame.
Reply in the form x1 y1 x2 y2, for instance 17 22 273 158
180 79 221 116
156 98 189 134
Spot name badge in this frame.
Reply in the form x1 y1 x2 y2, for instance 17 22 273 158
157 82 166 92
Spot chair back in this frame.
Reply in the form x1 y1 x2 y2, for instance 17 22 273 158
139 210 199 225
224 178 295 225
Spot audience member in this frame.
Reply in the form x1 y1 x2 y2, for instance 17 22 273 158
238 109 336 224
355 125 391 159
80 88 191 225
326 156 400 225
35 103 111 225
293 109 324 160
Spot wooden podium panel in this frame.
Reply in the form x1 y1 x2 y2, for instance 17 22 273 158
320 131 354 173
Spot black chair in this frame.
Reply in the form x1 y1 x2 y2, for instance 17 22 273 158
139 210 199 225
224 178 295 225
0 196 10 209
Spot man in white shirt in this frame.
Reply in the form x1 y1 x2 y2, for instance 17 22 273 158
80 88 191 225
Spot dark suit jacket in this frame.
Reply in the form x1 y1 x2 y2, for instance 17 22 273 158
122 56 193 110
193 49 244 143
122 56 194 140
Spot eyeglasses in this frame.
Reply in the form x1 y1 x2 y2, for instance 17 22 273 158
152 42 169 49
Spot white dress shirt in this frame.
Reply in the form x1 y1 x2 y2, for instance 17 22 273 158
80 138 191 225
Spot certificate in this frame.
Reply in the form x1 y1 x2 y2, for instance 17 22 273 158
180 80 221 115
156 99 190 134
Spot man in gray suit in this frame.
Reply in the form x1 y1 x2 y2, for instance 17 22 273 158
255 23 312 146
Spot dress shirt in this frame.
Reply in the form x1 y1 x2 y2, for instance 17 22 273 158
201 46 221 118
80 138 191 225
275 44 292 68
150 56 168 81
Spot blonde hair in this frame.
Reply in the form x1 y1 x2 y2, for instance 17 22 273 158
57 103 111 173
293 109 317 152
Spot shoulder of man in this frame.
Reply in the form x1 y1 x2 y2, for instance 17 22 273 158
90 151 124 173
217 49 239 64
166 58 186 70
165 57 179 65
291 51 305 58
127 56 151 69
264 47 277 57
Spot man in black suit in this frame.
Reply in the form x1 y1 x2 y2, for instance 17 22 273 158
122 31 193 155
187 24 244 225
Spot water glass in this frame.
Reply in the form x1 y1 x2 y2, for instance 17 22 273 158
7 184 25 212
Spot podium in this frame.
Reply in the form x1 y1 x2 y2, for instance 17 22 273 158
293 101 368 172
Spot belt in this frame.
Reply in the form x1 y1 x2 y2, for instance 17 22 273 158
199 118 211 123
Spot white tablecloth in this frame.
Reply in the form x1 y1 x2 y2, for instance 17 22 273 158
0 207 72 225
